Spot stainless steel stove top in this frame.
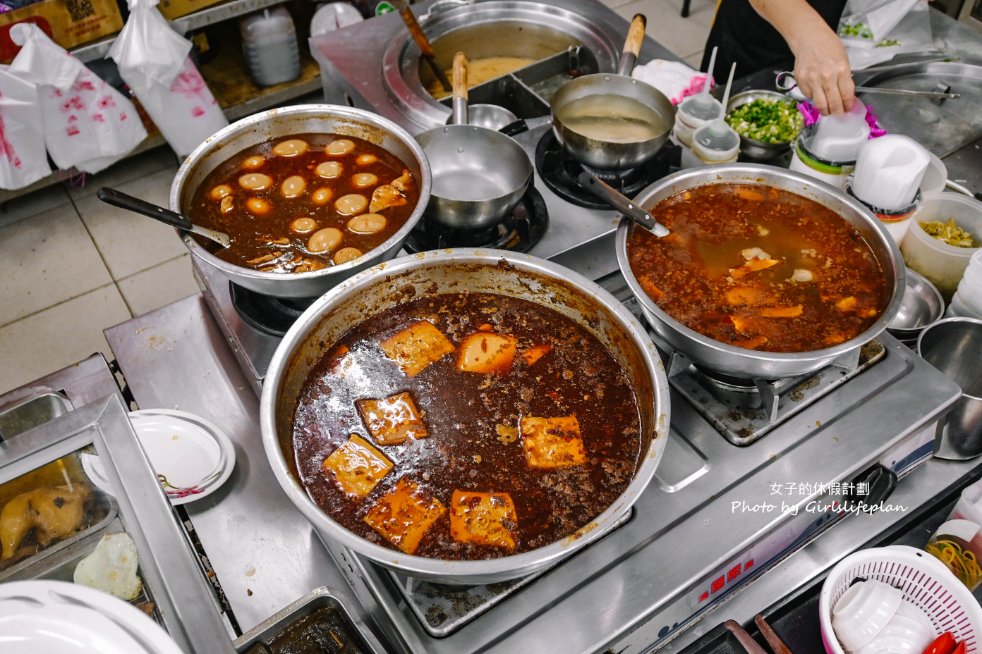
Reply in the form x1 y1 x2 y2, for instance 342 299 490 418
180 2 967 649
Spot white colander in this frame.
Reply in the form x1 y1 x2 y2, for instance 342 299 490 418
819 545 982 654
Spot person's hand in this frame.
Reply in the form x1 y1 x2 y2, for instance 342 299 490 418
791 29 855 115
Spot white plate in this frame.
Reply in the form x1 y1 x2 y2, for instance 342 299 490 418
81 409 236 505
0 580 183 654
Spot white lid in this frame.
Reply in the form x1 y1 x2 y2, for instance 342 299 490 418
807 99 870 162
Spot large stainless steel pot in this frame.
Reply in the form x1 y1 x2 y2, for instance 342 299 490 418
616 164 906 379
260 249 671 584
382 1 620 130
169 105 431 298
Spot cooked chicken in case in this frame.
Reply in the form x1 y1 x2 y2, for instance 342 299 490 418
0 484 90 561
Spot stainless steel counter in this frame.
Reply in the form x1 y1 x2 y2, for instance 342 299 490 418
104 296 375 639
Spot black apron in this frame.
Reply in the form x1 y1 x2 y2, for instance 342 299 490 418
702 0 848 83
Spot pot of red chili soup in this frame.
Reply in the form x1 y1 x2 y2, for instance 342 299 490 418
616 164 905 379
170 105 431 298
260 250 670 584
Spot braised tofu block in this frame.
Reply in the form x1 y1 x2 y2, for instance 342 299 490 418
449 490 518 551
363 478 445 554
321 435 393 498
520 415 587 469
380 321 454 377
457 332 517 374
356 391 429 446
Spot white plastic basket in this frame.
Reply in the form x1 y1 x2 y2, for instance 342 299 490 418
819 546 982 654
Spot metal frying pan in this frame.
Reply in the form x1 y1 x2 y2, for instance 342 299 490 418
550 14 676 171
416 52 532 231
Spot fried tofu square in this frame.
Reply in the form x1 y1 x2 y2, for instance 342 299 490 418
363 478 445 554
380 321 455 377
321 434 393 498
457 332 517 374
356 391 429 446
520 415 587 469
449 490 518 551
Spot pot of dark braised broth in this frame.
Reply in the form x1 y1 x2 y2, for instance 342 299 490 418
550 14 676 171
169 105 431 299
260 250 671 584
616 164 906 379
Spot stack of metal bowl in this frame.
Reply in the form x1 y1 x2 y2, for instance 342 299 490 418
887 268 945 348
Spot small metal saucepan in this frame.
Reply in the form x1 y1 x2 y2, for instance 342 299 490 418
550 14 676 171
417 52 532 231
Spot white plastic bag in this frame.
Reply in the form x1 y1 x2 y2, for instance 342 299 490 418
0 66 51 190
839 0 933 70
8 24 147 174
109 0 227 157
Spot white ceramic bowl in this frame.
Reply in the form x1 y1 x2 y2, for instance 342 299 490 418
832 579 904 651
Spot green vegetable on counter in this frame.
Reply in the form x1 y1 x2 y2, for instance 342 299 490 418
725 98 804 144
839 21 874 40
920 219 979 248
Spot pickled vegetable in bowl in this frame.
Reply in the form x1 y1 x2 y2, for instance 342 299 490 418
921 218 979 249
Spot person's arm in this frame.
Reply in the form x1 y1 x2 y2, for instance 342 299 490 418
749 0 855 115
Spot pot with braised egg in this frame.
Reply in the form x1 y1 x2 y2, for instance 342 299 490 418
260 250 670 584
170 105 431 298
616 164 906 380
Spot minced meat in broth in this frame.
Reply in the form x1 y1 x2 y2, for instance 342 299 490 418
189 133 418 272
627 183 890 352
291 292 642 560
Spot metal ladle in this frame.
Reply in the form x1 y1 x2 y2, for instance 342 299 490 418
97 187 231 248
576 171 669 237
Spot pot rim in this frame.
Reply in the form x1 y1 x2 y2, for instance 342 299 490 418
259 248 671 582
615 164 907 373
168 104 432 286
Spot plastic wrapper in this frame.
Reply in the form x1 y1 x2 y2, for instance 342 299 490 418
8 23 146 174
839 0 933 70
109 0 227 157
0 65 50 189
632 59 713 106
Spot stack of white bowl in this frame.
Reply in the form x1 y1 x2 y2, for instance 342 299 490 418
831 579 936 654
948 249 982 318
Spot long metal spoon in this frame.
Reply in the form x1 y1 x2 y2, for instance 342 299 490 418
576 171 670 237
97 187 231 248
854 85 960 99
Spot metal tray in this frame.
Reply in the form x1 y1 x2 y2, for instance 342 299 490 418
233 587 385 654
0 392 237 654
0 392 72 441
856 61 982 157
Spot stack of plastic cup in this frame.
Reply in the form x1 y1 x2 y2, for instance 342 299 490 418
948 249 982 318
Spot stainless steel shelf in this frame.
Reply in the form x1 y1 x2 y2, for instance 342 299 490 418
72 0 297 63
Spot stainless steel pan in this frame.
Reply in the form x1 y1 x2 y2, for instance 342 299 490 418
169 105 431 299
260 249 671 585
616 164 906 379
417 52 532 231
550 14 676 171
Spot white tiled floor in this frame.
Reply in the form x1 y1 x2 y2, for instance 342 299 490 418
0 0 710 396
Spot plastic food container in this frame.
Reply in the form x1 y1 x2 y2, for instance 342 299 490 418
239 7 301 87
901 193 982 301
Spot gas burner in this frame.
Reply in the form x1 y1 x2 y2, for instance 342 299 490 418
403 186 548 253
229 283 316 337
534 129 679 208
669 340 888 446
